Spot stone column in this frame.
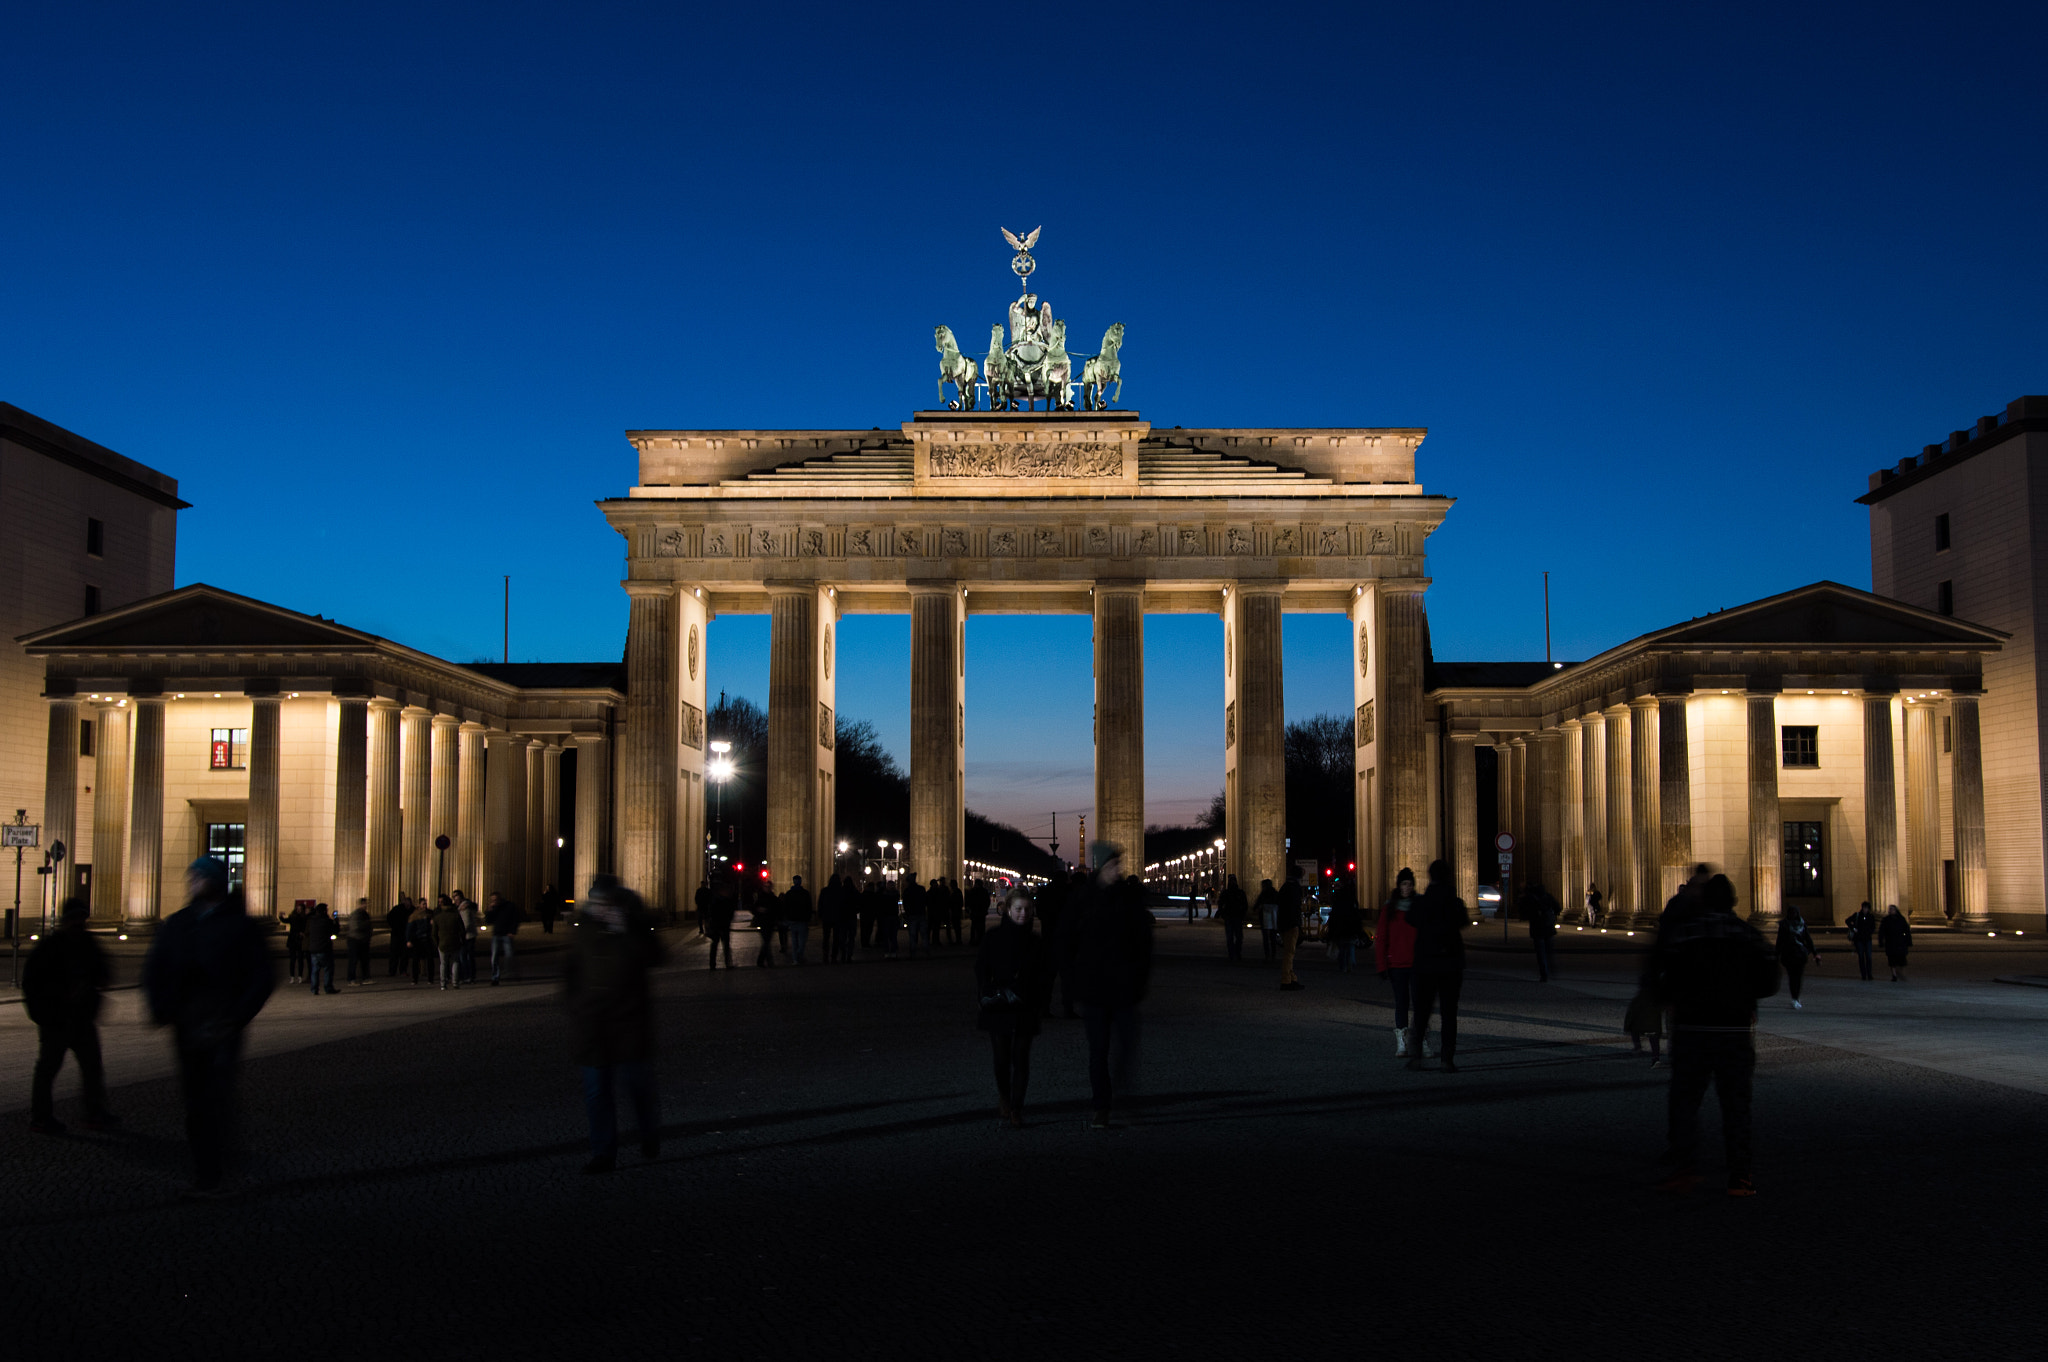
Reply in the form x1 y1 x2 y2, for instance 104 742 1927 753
1629 697 1659 926
1658 694 1693 906
768 586 822 893
90 704 129 922
1378 586 1431 886
1506 738 1525 898
909 584 965 883
574 732 609 900
525 740 546 909
42 700 78 900
1349 588 1378 898
485 731 526 903
541 742 563 897
398 707 432 902
1904 702 1941 920
1746 690 1781 923
364 698 401 914
429 715 460 901
1582 714 1606 918
1231 585 1287 891
620 581 677 911
1604 706 1633 921
245 695 281 919
331 697 369 912
675 586 712 907
1093 583 1146 865
1862 692 1901 919
124 696 165 924
455 721 487 900
1561 719 1583 914
1448 727 1478 906
1951 694 1990 927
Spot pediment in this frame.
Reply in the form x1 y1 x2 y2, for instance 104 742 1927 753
1650 582 2004 650
20 585 378 651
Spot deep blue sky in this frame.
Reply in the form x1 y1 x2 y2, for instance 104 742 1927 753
7 3 2046 835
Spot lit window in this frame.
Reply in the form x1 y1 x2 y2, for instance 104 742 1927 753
1934 513 1950 552
1781 725 1818 768
205 823 246 890
210 728 249 770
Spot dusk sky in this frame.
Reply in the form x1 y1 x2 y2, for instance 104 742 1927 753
7 3 2046 838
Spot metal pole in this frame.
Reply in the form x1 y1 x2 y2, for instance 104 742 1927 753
503 576 510 664
1543 572 1552 664
11 843 20 987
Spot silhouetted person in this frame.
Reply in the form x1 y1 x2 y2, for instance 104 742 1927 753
1255 879 1280 960
783 875 813 963
385 894 414 976
1218 874 1249 961
1405 860 1469 1073
346 898 374 985
1879 905 1913 982
407 901 437 984
538 883 564 935
1375 868 1419 1057
903 875 930 957
966 877 991 946
704 878 736 968
1648 873 1779 1197
454 891 480 982
142 858 273 1195
1276 865 1306 991
303 901 337 994
486 891 523 984
1073 842 1154 1128
753 882 777 968
433 898 465 988
1326 877 1363 972
976 887 1048 1128
1520 882 1559 981
1586 882 1604 927
563 875 667 1174
25 897 115 1134
283 902 307 983
1776 906 1819 1009
1845 901 1876 981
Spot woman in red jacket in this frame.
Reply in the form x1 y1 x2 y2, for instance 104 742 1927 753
1374 868 1419 1057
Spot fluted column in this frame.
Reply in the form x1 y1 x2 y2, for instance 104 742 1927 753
399 707 432 903
363 698 401 914
1951 694 1989 926
541 742 563 897
524 740 546 909
621 582 677 910
455 721 487 900
770 586 822 893
909 584 965 883
1629 696 1659 926
1746 690 1781 923
331 696 369 912
1862 692 1901 920
245 695 281 919
574 732 609 899
1905 702 1940 920
676 586 712 906
42 700 79 903
1561 719 1584 915
1230 585 1287 891
1603 706 1633 921
1658 694 1693 907
1505 738 1524 899
1449 728 1478 905
485 731 526 903
124 696 165 923
1093 583 1146 865
429 715 460 901
1378 586 1430 885
1582 713 1606 918
90 704 129 922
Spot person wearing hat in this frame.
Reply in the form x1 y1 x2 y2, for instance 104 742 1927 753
141 856 274 1195
24 897 117 1135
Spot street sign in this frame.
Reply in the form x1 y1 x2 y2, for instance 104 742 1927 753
1497 852 1513 869
2 824 37 848
1494 832 1515 853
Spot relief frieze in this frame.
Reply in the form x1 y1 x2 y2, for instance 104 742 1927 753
928 441 1124 478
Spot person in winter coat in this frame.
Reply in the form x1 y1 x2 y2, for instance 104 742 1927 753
485 892 524 984
1520 883 1560 981
141 859 273 1194
1775 907 1820 1009
1375 868 1420 1057
975 887 1049 1128
1405 861 1470 1072
454 891 481 983
563 875 669 1173
407 903 437 984
1276 866 1306 991
303 901 338 995
1254 879 1281 961
283 903 307 983
345 899 375 985
24 898 116 1134
703 879 736 969
1325 878 1364 973
1879 905 1913 982
432 899 467 989
782 875 814 964
1844 901 1877 981
385 895 414 976
1646 873 1780 1197
1217 875 1250 962
1072 843 1155 1128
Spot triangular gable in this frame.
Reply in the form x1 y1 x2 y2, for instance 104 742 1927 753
1645 582 2004 650
20 584 380 651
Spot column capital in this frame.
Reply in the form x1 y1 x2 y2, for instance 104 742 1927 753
571 730 606 747
1744 677 1784 695
1227 579 1287 598
1559 716 1582 732
369 695 401 712
621 579 675 600
1628 693 1659 713
906 578 962 597
431 712 460 729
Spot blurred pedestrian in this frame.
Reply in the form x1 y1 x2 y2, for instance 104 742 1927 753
903 875 930 958
877 878 901 958
753 883 777 968
976 887 1048 1128
967 876 991 946
564 875 668 1174
1325 877 1363 972
486 891 523 984
1521 883 1559 981
385 893 414 976
1845 901 1877 981
1648 873 1779 1197
283 901 307 984
141 858 273 1195
1879 904 1913 982
538 883 564 935
1074 842 1154 1128
1405 860 1469 1073
1255 879 1280 961
345 898 374 985
1586 882 1604 928
304 901 337 995
1276 865 1306 991
704 877 736 969
433 897 465 988
454 891 480 983
783 875 813 964
407 900 437 984
25 898 116 1135
1776 906 1819 1009
1624 980 1665 1066
1375 868 1419 1057
1218 874 1249 961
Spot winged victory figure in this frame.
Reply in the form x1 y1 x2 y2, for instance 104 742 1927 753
1001 226 1041 251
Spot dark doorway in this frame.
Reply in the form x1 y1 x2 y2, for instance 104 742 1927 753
1782 820 1826 921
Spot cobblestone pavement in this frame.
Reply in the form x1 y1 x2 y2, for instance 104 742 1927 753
5 925 2045 1361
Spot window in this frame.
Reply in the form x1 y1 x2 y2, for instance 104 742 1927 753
80 720 94 758
1783 821 1824 897
1934 513 1950 551
1781 725 1818 768
83 585 101 616
1937 580 1953 616
205 823 245 891
209 728 249 770
86 517 104 557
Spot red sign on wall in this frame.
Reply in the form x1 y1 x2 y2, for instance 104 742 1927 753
211 739 232 770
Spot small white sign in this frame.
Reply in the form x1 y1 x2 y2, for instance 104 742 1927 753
1497 852 1513 868
1494 832 1516 853
2 824 39 848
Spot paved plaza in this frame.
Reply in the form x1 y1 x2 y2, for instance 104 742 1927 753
5 923 2047 1361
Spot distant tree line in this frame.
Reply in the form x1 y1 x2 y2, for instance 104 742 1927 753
1142 713 1356 877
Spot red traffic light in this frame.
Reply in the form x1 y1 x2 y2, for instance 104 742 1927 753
1323 868 1333 877
1347 861 1356 872
759 868 770 880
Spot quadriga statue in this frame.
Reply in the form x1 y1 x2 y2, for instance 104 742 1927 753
934 325 979 411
